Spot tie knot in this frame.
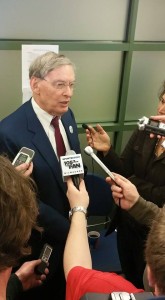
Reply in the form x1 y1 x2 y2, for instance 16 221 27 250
51 116 59 128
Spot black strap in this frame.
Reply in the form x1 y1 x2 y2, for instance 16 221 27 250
80 292 154 300
80 293 111 300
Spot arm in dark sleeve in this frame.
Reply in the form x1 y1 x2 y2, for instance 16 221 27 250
129 175 165 207
7 274 23 300
128 196 162 227
97 146 125 175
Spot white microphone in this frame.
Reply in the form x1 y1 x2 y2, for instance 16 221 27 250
84 146 116 183
60 150 84 189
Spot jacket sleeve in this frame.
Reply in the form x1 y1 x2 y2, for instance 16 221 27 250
129 175 165 207
7 274 23 300
128 196 162 227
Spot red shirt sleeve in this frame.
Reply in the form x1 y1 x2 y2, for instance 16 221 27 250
66 266 144 300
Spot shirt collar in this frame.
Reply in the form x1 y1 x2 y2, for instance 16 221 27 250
31 98 56 124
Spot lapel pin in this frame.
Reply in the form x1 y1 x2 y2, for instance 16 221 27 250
69 126 73 134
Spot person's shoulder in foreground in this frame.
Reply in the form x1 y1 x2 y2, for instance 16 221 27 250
66 266 143 300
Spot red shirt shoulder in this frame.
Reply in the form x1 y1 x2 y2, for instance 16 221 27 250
66 267 144 300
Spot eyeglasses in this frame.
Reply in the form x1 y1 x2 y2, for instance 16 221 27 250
43 78 75 91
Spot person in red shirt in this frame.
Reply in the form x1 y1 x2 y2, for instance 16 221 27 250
64 177 165 300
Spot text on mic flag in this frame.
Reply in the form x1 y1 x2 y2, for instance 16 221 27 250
60 153 84 182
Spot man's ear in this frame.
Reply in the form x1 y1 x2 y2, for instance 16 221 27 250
147 264 156 287
30 77 40 94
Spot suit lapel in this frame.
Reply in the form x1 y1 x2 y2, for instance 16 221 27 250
61 112 80 153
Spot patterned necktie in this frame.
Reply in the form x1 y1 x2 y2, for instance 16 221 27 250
51 116 66 158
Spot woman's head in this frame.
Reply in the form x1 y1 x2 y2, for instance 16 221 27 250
0 155 39 271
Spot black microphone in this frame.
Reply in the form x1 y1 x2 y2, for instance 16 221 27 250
60 150 84 189
82 123 90 130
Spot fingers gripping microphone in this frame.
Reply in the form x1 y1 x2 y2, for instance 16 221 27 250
60 150 84 189
84 146 116 183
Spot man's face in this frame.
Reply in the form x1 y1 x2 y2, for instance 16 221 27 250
30 65 75 116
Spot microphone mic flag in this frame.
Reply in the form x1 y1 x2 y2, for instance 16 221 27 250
60 150 84 189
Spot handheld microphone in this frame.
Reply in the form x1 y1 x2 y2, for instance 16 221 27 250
60 150 84 189
82 123 90 130
84 146 120 235
84 146 116 183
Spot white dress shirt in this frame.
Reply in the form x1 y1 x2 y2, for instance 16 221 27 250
31 98 70 158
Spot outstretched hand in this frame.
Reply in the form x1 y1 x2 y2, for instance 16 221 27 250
86 124 111 153
106 174 140 210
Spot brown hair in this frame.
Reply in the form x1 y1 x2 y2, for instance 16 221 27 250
0 155 40 271
158 81 165 100
145 207 165 294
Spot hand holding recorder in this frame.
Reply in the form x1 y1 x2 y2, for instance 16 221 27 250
15 259 49 291
137 115 165 137
12 147 35 166
12 147 35 176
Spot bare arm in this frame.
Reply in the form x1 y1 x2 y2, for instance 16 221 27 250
64 178 91 279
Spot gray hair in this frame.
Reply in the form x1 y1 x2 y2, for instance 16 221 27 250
29 51 75 79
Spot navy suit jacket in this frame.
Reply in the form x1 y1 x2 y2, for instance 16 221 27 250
0 99 82 271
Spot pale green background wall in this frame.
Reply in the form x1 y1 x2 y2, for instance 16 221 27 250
0 0 165 175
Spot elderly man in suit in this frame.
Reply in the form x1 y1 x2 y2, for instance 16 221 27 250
0 51 85 300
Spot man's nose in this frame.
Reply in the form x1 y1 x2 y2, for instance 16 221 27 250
63 85 73 96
